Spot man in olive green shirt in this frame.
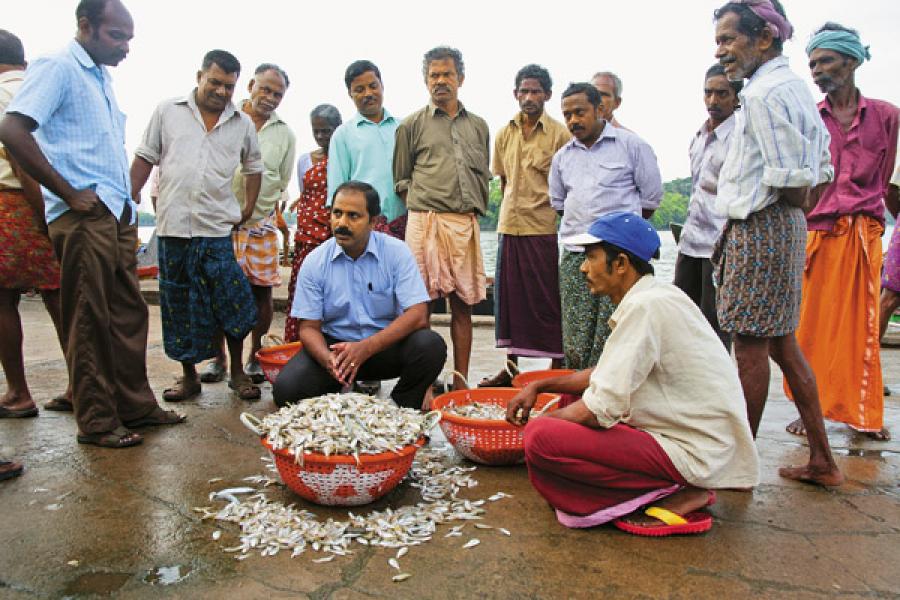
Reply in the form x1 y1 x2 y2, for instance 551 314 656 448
394 46 490 394
479 64 570 387
203 63 296 384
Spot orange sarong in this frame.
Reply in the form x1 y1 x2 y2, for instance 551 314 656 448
786 215 884 431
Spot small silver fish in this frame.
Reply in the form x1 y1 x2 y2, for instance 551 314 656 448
462 539 480 549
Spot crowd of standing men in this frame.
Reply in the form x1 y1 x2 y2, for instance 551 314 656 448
0 0 896 520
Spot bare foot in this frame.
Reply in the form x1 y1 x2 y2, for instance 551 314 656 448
0 391 37 413
785 418 806 436
778 463 844 487
618 487 710 527
421 386 434 411
452 374 469 392
863 427 891 442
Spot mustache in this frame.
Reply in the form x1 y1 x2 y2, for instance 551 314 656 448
333 226 352 236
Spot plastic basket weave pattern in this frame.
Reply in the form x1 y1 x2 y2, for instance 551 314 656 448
511 369 576 388
261 437 423 506
431 388 559 465
255 342 303 384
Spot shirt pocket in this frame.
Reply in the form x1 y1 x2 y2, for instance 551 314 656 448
849 144 885 190
596 162 629 188
367 289 396 320
525 150 552 176
462 142 488 176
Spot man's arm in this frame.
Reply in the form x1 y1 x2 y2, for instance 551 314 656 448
392 121 413 205
5 151 46 230
298 319 350 385
325 127 349 206
239 124 264 224
240 173 262 224
633 138 663 218
506 368 591 424
130 156 154 204
548 151 565 216
0 114 98 213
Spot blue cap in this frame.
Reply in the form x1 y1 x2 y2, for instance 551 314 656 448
562 212 661 262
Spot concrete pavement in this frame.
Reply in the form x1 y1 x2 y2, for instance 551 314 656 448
0 295 898 599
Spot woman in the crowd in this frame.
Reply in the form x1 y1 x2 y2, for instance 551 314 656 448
284 104 342 342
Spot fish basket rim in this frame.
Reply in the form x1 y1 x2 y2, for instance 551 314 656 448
432 388 559 429
511 369 577 388
260 436 425 465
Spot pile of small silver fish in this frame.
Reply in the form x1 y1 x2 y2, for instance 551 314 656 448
195 448 513 581
253 393 438 459
446 401 509 421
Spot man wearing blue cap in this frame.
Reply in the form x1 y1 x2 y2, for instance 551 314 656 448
786 23 898 442
507 212 759 536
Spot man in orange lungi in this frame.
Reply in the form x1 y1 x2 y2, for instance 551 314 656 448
786 23 898 441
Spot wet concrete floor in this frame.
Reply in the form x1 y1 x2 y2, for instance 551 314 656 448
1 294 898 599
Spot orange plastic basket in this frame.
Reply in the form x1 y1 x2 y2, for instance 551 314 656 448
431 388 559 465
255 342 303 384
261 436 425 506
511 369 576 388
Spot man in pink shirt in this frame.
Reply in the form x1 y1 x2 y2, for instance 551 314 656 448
786 23 898 441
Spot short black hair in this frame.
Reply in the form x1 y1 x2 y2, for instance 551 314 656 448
0 30 25 66
514 64 552 93
705 63 743 94
814 21 859 37
714 0 788 52
561 82 603 108
598 241 655 276
201 49 241 75
333 180 381 218
310 104 342 129
76 0 108 28
254 63 289 88
344 60 382 91
423 46 464 79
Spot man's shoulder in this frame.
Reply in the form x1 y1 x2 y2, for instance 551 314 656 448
400 106 430 127
463 109 489 132
304 238 337 270
864 97 900 122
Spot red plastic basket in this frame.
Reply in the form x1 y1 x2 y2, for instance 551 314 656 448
511 369 576 388
260 436 425 506
431 388 559 465
255 342 303 384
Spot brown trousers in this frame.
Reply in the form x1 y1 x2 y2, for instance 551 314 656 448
48 203 158 434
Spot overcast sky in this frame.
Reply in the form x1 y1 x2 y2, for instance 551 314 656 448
7 0 900 201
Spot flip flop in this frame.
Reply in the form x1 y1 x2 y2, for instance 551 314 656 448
613 507 713 537
477 370 513 388
229 378 261 401
162 378 201 402
44 396 73 412
0 405 38 419
0 460 24 481
200 361 227 383
124 409 186 429
77 426 143 449
244 360 265 385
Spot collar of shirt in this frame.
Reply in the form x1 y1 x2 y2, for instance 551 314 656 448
564 121 617 152
819 91 869 130
740 55 789 100
352 108 396 127
427 101 468 119
239 100 288 131
608 275 655 328
509 110 552 132
695 112 736 142
330 232 381 262
68 39 108 87
177 90 239 130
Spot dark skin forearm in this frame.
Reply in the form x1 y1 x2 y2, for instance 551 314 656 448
0 114 83 206
240 172 262 224
547 398 603 428
780 186 811 210
506 368 592 424
129 156 154 204
885 184 899 220
6 151 45 227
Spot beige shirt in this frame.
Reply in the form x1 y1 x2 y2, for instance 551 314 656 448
393 102 490 215
0 70 25 190
582 276 760 489
135 91 263 238
492 111 569 235
233 103 296 225
892 163 900 187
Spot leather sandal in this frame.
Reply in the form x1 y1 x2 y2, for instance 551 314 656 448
77 426 143 449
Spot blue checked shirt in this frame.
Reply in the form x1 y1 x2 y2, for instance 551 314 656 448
717 56 834 220
6 40 134 224
292 232 430 342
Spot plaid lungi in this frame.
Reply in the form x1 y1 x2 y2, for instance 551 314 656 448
233 213 282 287
713 201 806 337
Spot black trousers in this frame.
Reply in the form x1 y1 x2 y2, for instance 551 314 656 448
272 329 447 409
673 252 731 349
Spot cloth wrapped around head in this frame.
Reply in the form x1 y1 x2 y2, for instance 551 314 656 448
806 28 871 63
733 0 794 41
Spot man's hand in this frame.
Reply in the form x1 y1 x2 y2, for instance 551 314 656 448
329 340 374 385
65 188 100 213
506 383 540 426
780 186 810 210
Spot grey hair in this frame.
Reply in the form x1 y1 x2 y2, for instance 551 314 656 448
310 103 342 128
254 63 289 88
591 71 623 99
422 46 464 79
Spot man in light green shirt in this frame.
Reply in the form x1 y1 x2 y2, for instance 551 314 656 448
327 60 406 228
202 63 296 386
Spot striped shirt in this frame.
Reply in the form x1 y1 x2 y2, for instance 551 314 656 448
6 40 134 224
717 56 833 220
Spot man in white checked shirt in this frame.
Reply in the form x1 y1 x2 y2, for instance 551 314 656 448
712 0 842 486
